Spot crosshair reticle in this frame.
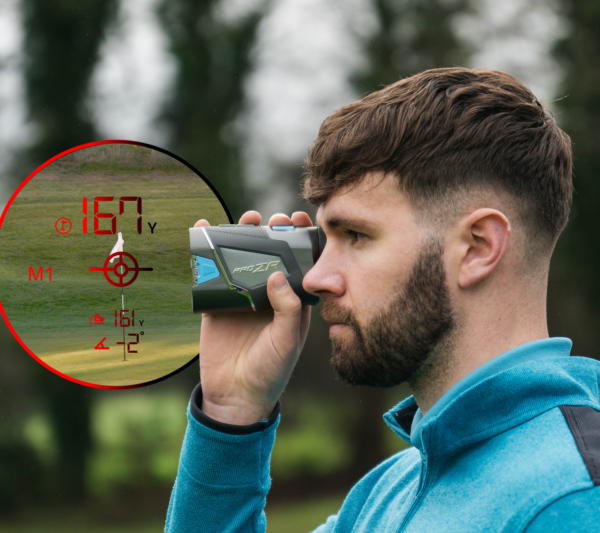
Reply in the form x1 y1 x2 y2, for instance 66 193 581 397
89 251 153 287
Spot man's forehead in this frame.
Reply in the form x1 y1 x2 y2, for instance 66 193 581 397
315 174 407 228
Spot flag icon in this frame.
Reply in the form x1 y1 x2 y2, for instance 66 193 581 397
109 232 124 262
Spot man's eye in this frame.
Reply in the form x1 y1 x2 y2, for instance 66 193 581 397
346 230 366 244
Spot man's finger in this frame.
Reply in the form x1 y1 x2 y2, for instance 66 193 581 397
194 219 210 227
267 272 303 358
239 211 261 225
290 212 313 227
269 213 292 227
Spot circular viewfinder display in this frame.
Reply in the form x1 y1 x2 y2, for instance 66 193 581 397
0 141 231 388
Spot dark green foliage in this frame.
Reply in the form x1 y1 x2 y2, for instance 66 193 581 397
550 0 600 357
553 0 600 288
41 376 92 503
0 415 45 514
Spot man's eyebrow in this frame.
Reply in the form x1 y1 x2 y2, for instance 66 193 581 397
320 216 376 232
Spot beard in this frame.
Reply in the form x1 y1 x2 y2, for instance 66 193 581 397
321 237 456 388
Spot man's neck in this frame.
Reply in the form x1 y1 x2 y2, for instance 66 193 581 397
409 300 549 415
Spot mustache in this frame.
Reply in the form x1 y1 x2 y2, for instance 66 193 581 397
319 299 355 327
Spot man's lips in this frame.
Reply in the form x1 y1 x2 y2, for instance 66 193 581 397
327 321 351 334
320 301 353 331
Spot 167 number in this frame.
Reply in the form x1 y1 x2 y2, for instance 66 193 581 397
82 196 142 235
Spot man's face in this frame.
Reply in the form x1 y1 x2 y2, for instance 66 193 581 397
302 174 456 387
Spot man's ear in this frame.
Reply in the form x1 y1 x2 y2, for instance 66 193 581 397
457 208 511 289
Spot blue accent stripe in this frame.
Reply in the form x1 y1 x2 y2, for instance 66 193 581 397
272 226 295 230
195 256 220 284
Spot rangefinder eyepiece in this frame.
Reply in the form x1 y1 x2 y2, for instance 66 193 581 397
189 224 326 313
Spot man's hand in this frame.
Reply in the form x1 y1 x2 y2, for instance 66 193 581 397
194 211 313 425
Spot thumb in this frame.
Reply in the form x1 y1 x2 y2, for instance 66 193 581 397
267 271 303 358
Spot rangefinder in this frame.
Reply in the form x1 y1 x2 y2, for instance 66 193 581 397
189 224 326 313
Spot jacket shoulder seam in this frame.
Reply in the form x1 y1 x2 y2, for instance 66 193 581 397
559 405 600 485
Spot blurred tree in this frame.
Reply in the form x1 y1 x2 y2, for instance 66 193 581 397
354 0 470 96
8 0 119 505
157 0 264 220
40 375 93 503
18 0 117 173
550 0 600 359
0 322 45 516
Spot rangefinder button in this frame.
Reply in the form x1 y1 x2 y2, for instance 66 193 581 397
272 225 295 231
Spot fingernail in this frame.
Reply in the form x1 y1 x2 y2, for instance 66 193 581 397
273 273 287 291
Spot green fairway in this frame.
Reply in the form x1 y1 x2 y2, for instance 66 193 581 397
0 146 229 386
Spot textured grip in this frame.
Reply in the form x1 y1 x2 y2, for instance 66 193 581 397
210 226 268 239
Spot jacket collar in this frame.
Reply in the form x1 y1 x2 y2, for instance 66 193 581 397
384 337 600 457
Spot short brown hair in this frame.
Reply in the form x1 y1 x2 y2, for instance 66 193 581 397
303 67 572 258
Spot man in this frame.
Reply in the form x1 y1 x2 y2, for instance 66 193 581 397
165 68 600 532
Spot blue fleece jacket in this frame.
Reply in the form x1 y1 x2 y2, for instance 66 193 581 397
165 338 600 532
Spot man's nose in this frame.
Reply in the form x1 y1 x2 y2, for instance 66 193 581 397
303 246 345 297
